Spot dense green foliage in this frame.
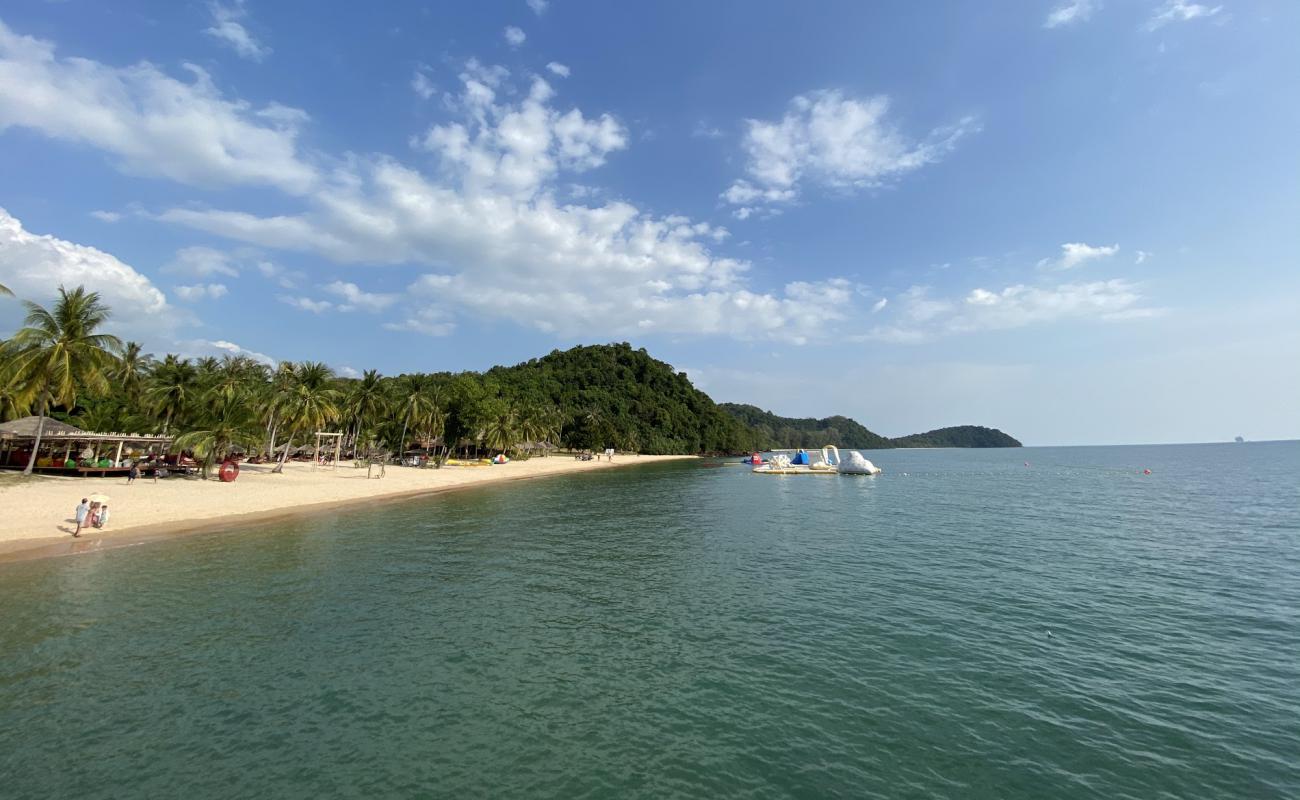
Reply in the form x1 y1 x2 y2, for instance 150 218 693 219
719 405 1021 449
718 403 893 450
891 425 1022 448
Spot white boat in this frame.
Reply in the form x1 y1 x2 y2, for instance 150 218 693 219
751 445 881 476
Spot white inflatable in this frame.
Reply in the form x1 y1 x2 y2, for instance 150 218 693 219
838 451 882 475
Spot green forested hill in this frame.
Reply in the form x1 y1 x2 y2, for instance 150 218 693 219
484 343 755 454
890 426 1022 448
717 404 1021 450
718 403 893 450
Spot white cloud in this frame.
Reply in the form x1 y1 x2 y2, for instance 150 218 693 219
1037 242 1119 271
1135 250 1151 264
255 260 303 288
278 295 333 313
174 282 229 301
383 307 456 337
526 0 548 15
0 206 173 337
722 90 976 212
323 280 397 312
1045 0 1097 28
337 365 360 378
90 210 122 223
692 121 724 139
411 69 435 100
856 279 1158 343
504 26 527 48
415 68 626 198
1146 1 1222 31
162 246 242 278
0 20 315 193
205 1 271 61
545 61 570 78
180 338 276 366
871 297 888 313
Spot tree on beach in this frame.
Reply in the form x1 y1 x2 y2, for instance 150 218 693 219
174 391 264 479
0 283 12 297
271 361 339 473
4 286 123 474
344 369 388 454
110 341 155 409
147 355 201 435
393 373 437 461
481 405 518 456
261 361 297 460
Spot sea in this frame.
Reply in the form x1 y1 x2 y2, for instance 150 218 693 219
1 442 1297 799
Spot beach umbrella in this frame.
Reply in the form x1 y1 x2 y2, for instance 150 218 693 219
88 493 110 504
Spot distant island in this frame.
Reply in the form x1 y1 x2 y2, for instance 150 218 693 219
719 404 1022 450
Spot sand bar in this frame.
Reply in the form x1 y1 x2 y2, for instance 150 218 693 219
0 455 694 563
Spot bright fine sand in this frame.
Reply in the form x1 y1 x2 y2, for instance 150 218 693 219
0 455 693 561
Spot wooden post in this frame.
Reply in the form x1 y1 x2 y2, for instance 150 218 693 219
114 440 124 466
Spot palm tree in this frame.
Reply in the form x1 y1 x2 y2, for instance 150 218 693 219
272 362 339 473
5 286 122 474
393 374 435 462
482 407 518 456
146 355 198 435
174 392 264 479
261 361 297 459
0 355 33 421
109 341 154 408
0 283 12 297
344 369 388 454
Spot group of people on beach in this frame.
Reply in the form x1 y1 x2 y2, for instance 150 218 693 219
72 498 109 537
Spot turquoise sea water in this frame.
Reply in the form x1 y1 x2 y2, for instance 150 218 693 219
1 442 1298 799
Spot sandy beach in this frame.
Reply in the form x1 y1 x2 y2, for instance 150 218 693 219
0 455 694 562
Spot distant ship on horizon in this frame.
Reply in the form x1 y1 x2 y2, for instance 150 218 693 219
1234 436 1245 443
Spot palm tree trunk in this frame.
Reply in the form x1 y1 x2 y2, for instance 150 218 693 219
272 433 292 474
399 414 410 466
265 410 278 459
22 392 49 476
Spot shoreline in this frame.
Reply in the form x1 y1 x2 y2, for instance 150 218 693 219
0 455 695 565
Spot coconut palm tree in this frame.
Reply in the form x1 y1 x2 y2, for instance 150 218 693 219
393 374 435 461
482 406 519 456
261 361 297 459
344 369 388 454
109 341 154 408
5 286 123 474
0 354 32 421
174 391 264 479
271 362 339 473
146 355 198 435
0 283 12 297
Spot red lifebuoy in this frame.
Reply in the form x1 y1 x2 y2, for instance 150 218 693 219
219 461 240 482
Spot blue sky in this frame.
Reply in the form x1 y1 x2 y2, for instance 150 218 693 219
1 1 1297 445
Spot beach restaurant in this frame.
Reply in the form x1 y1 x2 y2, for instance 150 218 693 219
0 416 174 476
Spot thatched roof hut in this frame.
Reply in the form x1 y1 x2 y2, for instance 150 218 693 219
0 416 86 438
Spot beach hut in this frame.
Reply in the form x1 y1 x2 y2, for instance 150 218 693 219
0 416 174 475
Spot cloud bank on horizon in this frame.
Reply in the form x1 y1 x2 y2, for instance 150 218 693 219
0 1 1295 443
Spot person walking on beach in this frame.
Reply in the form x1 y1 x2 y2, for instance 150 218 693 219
95 505 110 529
73 498 89 537
127 463 139 484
